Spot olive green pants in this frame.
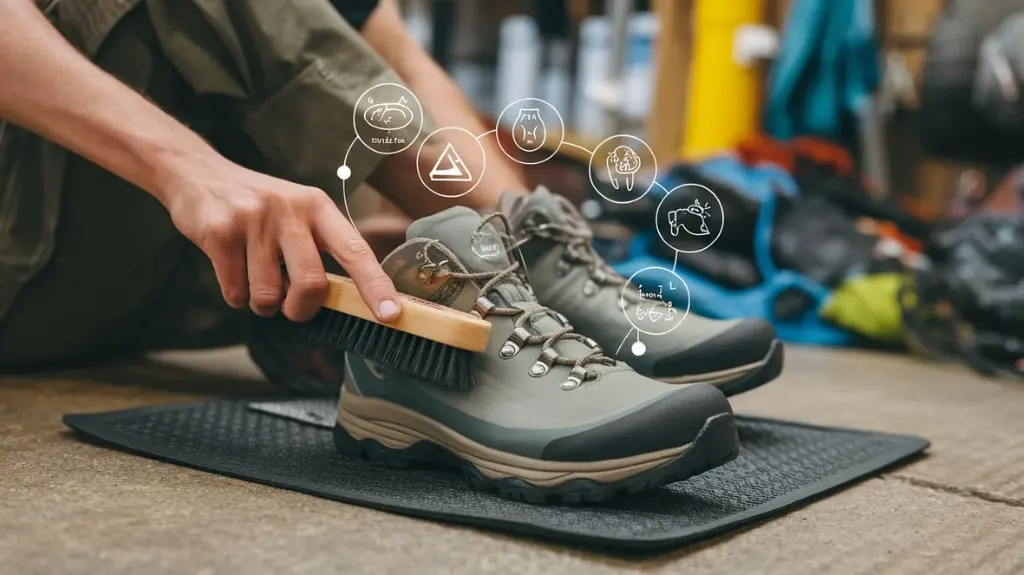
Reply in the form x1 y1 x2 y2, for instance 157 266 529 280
0 1 409 370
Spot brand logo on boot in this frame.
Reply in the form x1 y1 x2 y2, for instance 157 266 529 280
470 226 505 260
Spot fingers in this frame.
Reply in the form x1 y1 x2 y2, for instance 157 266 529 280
279 221 329 322
187 178 393 323
246 231 284 317
205 232 249 309
314 205 402 322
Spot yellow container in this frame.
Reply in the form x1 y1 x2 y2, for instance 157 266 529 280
681 0 767 159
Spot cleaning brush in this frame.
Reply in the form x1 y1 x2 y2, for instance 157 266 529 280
302 273 490 389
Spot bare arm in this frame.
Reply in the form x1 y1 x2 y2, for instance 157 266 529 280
0 0 218 201
0 0 401 322
362 0 529 216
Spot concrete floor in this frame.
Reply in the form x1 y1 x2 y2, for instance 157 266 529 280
2 345 1023 574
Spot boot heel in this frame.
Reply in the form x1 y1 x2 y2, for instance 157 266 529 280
332 423 419 468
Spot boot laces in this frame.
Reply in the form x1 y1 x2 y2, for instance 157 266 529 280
514 199 645 305
424 213 617 383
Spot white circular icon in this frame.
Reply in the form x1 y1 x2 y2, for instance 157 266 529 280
631 341 647 357
495 98 564 165
620 266 690 337
354 82 424 155
415 126 486 199
589 134 657 205
655 183 725 254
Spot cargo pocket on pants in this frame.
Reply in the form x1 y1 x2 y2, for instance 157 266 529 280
243 58 402 198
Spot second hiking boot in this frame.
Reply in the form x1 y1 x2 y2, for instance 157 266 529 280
334 207 739 504
502 187 784 397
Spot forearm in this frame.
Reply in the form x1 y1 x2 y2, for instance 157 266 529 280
361 0 528 215
0 0 223 205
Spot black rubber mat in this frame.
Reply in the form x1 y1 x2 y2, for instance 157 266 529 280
63 399 928 552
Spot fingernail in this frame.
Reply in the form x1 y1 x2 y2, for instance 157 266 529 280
377 299 401 321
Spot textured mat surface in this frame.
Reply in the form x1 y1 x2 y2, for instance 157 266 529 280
63 399 928 552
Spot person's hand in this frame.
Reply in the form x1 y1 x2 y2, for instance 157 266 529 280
156 156 402 323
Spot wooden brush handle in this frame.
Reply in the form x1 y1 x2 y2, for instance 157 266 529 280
323 274 491 352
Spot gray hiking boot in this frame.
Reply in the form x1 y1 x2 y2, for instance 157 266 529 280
334 206 739 504
500 187 783 397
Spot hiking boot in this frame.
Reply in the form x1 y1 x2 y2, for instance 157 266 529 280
501 187 784 397
334 206 739 504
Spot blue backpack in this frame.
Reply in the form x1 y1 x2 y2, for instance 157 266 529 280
611 156 855 346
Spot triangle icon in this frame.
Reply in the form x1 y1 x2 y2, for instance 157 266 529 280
429 142 472 182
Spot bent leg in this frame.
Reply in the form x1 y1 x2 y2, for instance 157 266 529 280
144 0 403 204
0 1 415 370
0 6 243 370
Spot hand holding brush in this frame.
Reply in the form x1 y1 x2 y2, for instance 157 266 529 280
158 156 404 324
157 155 490 389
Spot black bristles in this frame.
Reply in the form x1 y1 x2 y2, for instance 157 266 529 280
302 308 478 390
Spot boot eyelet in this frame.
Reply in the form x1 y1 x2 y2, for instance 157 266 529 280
473 296 497 319
554 259 571 277
560 377 581 391
508 326 531 347
582 280 598 297
417 261 450 285
529 361 549 377
529 347 560 377
499 342 520 359
561 365 588 389
417 267 433 285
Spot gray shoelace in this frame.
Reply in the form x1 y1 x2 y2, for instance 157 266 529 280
515 207 645 305
423 213 617 385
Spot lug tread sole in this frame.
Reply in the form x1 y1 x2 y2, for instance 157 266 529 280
332 412 738 505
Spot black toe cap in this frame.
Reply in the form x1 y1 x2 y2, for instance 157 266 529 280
652 318 777 379
541 383 732 462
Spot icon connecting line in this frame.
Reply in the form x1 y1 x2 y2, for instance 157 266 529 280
631 330 646 357
617 328 647 357
344 89 696 353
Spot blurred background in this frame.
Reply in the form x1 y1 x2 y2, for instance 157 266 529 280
382 0 1024 381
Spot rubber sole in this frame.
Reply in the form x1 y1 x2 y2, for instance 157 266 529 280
333 411 739 505
656 339 784 398
716 340 785 397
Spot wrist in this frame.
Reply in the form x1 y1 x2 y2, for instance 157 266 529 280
137 137 225 207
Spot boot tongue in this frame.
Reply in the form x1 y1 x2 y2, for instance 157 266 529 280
502 186 589 232
406 206 531 304
407 207 598 361
407 207 512 273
